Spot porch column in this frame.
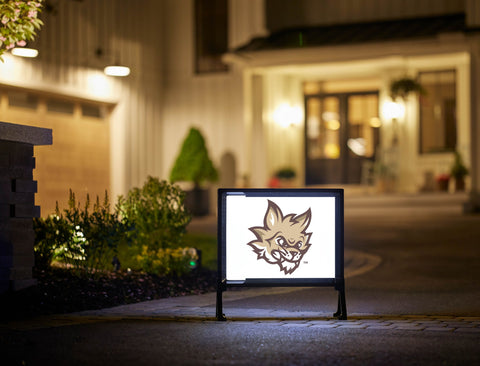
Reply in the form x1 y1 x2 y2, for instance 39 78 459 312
466 41 480 212
249 73 268 187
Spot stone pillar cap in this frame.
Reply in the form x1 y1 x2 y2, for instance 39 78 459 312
0 121 52 146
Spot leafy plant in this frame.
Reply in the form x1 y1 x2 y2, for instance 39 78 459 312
135 246 198 276
0 0 44 61
390 77 425 101
34 178 192 277
33 206 70 271
274 167 296 179
34 190 131 276
119 176 191 252
169 127 218 187
450 151 469 179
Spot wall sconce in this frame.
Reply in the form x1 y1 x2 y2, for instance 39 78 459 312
11 47 39 58
273 103 303 128
382 101 405 120
382 100 405 145
104 65 130 77
96 47 130 77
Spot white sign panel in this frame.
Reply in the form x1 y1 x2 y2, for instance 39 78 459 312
224 194 337 282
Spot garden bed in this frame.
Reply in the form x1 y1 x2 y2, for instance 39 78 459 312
0 267 216 320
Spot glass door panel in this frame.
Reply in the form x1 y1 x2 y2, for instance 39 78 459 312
347 94 379 159
306 97 340 160
305 95 342 184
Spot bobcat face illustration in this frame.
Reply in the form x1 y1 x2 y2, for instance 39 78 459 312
247 200 312 275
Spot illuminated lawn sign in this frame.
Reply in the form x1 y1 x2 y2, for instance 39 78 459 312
216 188 347 321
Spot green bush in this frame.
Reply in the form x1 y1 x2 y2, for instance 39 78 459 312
34 190 131 276
169 127 218 187
135 246 198 276
33 207 70 271
119 176 191 252
34 177 192 277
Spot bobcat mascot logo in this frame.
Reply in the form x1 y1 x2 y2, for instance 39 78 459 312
247 200 312 275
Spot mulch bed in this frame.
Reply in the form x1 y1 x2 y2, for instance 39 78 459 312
0 267 217 320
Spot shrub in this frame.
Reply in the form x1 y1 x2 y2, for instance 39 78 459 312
33 207 70 271
119 177 191 252
135 246 198 276
34 178 192 277
34 190 131 276
169 127 218 187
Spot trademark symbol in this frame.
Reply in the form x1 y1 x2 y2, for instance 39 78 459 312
303 261 308 264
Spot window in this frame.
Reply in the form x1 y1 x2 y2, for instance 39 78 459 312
194 0 229 74
47 98 75 115
419 70 456 154
81 103 106 119
8 90 38 110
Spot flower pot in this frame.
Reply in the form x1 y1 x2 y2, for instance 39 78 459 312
436 179 449 192
185 186 210 216
454 177 466 192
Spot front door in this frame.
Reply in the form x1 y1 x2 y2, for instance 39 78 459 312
305 91 379 185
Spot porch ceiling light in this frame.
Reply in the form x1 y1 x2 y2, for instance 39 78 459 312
11 47 38 58
104 65 130 77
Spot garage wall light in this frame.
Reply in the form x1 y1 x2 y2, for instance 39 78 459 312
11 47 39 58
103 65 130 77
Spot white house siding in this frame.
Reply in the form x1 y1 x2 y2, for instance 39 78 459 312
229 0 268 49
467 40 480 210
161 0 245 190
466 0 480 26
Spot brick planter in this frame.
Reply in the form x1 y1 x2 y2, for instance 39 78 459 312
0 121 52 293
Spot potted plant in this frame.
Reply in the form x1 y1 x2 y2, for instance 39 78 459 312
268 167 296 188
450 151 469 192
435 173 450 192
374 162 395 193
390 77 425 101
170 127 218 216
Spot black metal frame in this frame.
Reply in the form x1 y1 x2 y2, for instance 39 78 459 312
216 188 347 321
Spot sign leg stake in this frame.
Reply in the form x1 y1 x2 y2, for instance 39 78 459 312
334 279 347 320
216 279 227 321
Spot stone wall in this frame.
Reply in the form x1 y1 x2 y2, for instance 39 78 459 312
0 121 52 293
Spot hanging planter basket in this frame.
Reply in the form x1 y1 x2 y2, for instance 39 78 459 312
390 77 425 101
